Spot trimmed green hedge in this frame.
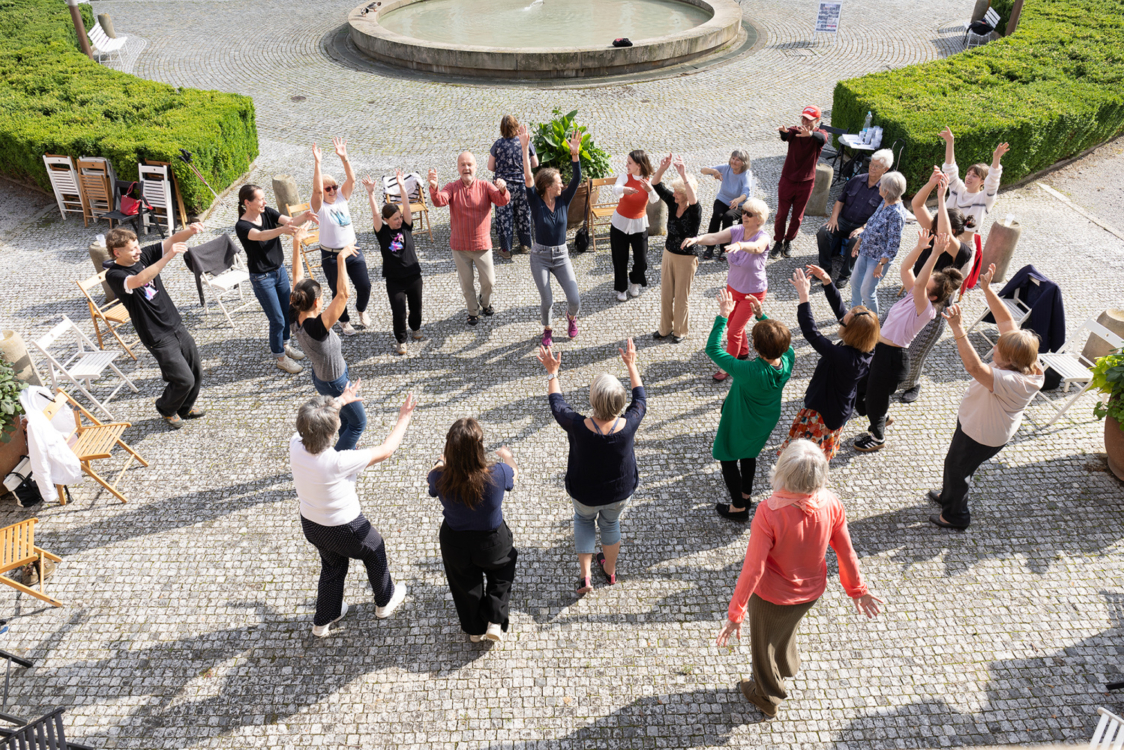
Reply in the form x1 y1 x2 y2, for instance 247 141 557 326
832 0 1124 195
0 0 257 215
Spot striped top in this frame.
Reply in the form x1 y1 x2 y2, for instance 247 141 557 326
943 161 1002 233
429 178 511 251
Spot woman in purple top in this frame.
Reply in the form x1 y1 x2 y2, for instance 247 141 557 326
681 198 771 381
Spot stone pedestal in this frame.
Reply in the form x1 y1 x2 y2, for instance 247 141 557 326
272 175 301 216
1082 309 1124 363
89 242 115 302
97 13 117 37
971 0 989 22
647 198 667 237
0 330 43 387
807 164 834 217
982 221 1021 283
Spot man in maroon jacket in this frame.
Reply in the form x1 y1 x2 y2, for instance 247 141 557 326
773 105 827 259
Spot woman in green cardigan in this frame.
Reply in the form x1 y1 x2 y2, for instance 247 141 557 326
707 289 794 522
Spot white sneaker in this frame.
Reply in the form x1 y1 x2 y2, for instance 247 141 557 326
616 291 628 302
284 343 306 361
395 342 408 356
410 328 425 341
340 322 358 336
375 583 406 619
312 601 348 638
358 311 372 328
484 622 504 642
275 356 303 374
469 633 484 643
628 283 642 297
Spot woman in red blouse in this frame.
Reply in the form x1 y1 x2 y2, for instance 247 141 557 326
715 439 883 717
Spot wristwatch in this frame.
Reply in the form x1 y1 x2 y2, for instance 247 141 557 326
547 372 557 383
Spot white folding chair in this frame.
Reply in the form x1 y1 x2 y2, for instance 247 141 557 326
1090 707 1124 749
966 284 1033 358
139 163 175 236
201 259 253 330
42 155 85 220
1035 318 1124 428
32 316 138 421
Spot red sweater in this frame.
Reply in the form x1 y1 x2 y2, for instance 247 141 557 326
779 127 828 183
727 489 867 623
616 175 649 219
429 178 510 251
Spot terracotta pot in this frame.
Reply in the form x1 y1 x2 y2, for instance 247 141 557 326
0 418 27 482
1106 412 1124 482
567 181 589 230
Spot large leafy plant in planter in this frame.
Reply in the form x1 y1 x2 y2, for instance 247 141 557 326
0 356 26 444
532 108 612 183
1091 347 1124 428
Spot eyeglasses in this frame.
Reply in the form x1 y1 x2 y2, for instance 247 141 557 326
324 185 339 193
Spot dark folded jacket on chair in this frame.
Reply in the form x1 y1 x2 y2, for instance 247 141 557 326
184 234 240 307
983 264 1065 353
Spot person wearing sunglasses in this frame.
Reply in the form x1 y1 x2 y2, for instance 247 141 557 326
781 266 880 460
312 138 371 337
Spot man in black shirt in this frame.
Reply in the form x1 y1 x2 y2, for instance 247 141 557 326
104 224 206 429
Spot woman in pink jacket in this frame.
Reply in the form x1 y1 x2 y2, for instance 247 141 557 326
716 439 882 718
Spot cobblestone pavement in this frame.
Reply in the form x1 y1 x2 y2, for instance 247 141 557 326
1 0 1122 747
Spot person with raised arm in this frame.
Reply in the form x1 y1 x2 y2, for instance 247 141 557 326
699 149 753 260
365 170 424 355
682 200 771 381
290 228 366 451
312 138 371 336
928 264 1043 529
291 387 417 638
651 153 701 343
852 219 963 453
772 106 827 259
780 266 880 460
706 289 794 521
234 184 319 374
939 127 1009 234
608 149 658 301
429 420 519 643
538 339 646 596
716 439 882 719
519 124 583 347
104 223 208 429
428 151 511 326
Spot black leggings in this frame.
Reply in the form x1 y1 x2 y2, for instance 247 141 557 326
706 199 740 251
720 457 757 506
386 275 423 343
855 343 909 440
609 226 648 292
321 249 372 324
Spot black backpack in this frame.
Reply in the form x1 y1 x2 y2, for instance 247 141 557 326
574 225 590 254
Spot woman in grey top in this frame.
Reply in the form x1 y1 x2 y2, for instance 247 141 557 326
290 230 366 450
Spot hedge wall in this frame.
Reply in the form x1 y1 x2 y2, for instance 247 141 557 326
832 0 1124 195
0 0 258 215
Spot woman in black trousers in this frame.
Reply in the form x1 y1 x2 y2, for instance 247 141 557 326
429 418 519 643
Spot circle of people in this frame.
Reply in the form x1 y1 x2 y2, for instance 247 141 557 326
98 106 1041 719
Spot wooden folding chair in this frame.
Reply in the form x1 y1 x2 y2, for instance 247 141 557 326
586 177 617 253
41 389 148 504
0 519 62 608
42 155 85 221
383 181 434 242
286 202 321 277
75 273 138 360
76 158 113 227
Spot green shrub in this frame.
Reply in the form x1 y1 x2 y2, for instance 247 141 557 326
0 0 258 214
832 0 1124 195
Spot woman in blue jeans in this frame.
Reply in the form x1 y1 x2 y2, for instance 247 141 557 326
235 184 319 374
540 338 646 596
289 231 366 450
848 171 908 317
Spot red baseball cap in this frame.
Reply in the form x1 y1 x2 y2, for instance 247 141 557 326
802 105 821 119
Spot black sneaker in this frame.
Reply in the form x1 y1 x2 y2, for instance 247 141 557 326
768 246 780 259
901 385 921 403
467 315 479 327
853 433 885 453
653 330 670 341
702 247 714 261
781 240 792 258
715 503 750 522
836 276 850 290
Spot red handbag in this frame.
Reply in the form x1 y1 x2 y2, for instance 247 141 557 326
119 182 142 216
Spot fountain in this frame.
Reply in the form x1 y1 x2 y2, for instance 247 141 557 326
348 0 746 80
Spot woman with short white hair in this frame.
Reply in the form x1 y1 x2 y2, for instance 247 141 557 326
650 152 702 343
848 170 909 317
290 384 417 637
716 439 882 718
538 339 646 596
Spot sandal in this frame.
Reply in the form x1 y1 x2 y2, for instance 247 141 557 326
577 576 593 596
595 552 616 585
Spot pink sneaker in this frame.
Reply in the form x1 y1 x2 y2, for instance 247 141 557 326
542 328 553 348
567 315 578 339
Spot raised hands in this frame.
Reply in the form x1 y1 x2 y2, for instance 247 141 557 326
993 141 1010 163
312 143 323 163
517 123 531 150
934 231 953 255
938 126 954 144
427 168 439 190
717 288 735 319
804 264 831 284
747 294 764 319
394 168 406 187
915 227 933 249
619 337 637 367
495 445 514 462
567 129 583 159
187 221 205 236
789 267 811 300
979 262 996 288
398 391 418 420
361 175 378 195
333 137 348 160
659 152 673 171
941 303 963 328
673 154 687 176
537 344 562 375
339 378 363 406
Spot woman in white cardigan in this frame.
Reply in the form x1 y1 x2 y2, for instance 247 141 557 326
938 127 1009 234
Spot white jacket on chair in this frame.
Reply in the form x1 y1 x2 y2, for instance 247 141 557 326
20 387 82 501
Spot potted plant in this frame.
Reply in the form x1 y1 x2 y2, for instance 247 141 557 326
1090 347 1124 481
0 355 28 481
531 108 612 229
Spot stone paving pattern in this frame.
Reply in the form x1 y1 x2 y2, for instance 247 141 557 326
0 0 1122 747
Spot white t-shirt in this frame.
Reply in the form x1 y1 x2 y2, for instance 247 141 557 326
957 367 1044 447
316 196 357 249
289 433 369 526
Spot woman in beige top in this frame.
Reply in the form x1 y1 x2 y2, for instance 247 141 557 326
929 264 1044 529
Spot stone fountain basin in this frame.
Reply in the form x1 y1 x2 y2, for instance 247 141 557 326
348 0 744 79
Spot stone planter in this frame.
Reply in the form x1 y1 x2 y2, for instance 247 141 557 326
89 241 115 301
982 221 1021 283
273 175 301 216
0 330 43 387
1106 412 1124 482
647 199 667 237
1081 309 1124 363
